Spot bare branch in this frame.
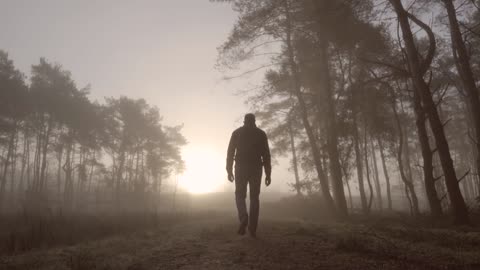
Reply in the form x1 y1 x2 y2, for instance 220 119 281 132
405 11 436 76
442 118 452 128
360 57 409 77
222 62 281 81
458 169 471 183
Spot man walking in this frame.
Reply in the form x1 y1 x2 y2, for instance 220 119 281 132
226 113 271 237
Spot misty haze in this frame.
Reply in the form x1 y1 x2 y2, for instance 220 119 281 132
1 0 480 269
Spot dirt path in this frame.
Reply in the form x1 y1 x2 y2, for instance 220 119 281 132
0 216 477 270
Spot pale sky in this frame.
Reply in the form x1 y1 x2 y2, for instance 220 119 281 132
0 0 291 194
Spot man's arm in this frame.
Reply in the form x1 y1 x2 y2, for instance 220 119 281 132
226 131 237 177
262 132 272 179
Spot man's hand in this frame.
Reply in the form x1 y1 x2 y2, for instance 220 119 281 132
228 172 235 182
265 175 271 187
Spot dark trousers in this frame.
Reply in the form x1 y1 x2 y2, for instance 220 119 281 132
235 164 262 233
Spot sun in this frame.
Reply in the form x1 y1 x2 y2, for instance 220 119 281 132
178 145 225 194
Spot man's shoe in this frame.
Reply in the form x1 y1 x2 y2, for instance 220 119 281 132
237 217 248 236
237 224 246 235
248 227 256 238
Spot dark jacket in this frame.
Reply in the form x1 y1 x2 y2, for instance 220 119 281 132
226 124 271 176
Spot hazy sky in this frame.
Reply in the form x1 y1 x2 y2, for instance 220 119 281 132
0 0 291 193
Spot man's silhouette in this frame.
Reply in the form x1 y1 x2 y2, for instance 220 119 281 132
226 113 271 237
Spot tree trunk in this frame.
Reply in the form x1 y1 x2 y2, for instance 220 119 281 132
443 0 480 185
346 175 353 210
370 137 383 210
377 137 392 210
116 142 127 203
402 119 420 213
32 132 41 191
39 120 52 193
413 88 443 216
134 150 140 192
389 0 469 224
353 117 368 213
0 130 16 210
341 159 354 210
318 42 348 218
9 130 19 205
288 119 302 196
63 140 74 210
56 145 63 198
283 1 336 213
88 153 95 193
18 132 29 197
390 88 420 216
363 123 374 212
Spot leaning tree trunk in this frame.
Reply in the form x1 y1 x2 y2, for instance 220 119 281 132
389 0 469 224
413 88 443 217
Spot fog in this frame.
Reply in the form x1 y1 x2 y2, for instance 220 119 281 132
1 0 480 269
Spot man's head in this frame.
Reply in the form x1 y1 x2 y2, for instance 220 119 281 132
244 113 256 127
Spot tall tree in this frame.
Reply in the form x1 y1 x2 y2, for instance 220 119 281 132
0 51 28 209
388 0 469 224
441 0 480 183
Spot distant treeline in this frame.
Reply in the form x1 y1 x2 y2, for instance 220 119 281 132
217 0 480 224
0 51 186 212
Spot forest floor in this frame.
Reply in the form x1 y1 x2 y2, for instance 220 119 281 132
1 211 480 270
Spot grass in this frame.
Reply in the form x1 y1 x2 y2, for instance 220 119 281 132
1 196 480 269
331 215 480 269
0 209 222 256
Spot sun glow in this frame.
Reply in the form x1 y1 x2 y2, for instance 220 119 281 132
178 145 225 194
